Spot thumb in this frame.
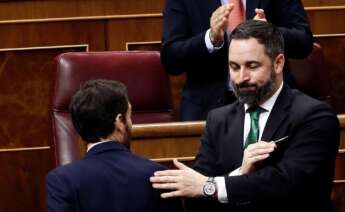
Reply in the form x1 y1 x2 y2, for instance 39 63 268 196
173 159 189 170
255 8 265 18
225 3 234 13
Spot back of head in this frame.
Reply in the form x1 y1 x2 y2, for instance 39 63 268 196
70 79 128 143
229 20 285 61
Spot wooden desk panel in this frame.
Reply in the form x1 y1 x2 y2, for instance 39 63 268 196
0 45 88 148
303 0 345 7
0 148 52 212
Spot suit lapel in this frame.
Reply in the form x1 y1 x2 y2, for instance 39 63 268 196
246 0 261 19
223 102 245 168
261 85 292 141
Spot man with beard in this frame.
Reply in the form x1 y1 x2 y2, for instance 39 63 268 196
46 80 181 212
150 20 339 212
161 0 313 121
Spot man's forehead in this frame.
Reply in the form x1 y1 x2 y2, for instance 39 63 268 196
229 38 266 60
229 38 264 51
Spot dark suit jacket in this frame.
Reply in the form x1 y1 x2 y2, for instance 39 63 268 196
190 85 339 212
46 141 181 212
161 0 313 120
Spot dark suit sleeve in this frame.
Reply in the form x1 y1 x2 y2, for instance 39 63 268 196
193 111 223 176
46 171 75 212
157 198 183 212
271 0 313 58
187 113 227 211
161 0 220 75
225 104 339 207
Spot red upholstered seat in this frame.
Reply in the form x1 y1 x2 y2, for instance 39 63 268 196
289 43 332 104
52 51 174 166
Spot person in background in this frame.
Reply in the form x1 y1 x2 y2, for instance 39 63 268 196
151 20 338 212
161 0 313 121
46 79 181 212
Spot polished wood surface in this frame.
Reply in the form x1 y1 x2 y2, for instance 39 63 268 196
308 9 345 34
332 181 345 212
303 0 345 7
131 121 205 159
133 121 205 138
0 0 345 22
0 45 87 148
0 0 163 21
0 21 105 49
107 17 162 51
0 148 52 212
314 35 345 113
0 45 87 212
340 114 345 150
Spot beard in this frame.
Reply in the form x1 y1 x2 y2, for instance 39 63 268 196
231 71 276 106
122 123 132 149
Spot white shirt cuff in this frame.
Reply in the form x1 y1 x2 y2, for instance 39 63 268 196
215 177 229 203
205 29 224 53
229 167 242 176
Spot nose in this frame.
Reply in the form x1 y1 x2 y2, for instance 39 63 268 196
238 68 250 83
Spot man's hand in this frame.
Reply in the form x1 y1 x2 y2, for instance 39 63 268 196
150 159 208 198
210 4 234 47
241 141 276 174
253 8 267 22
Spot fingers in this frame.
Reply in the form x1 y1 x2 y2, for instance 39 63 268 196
210 4 234 45
150 175 180 184
245 142 275 159
153 169 182 177
253 8 267 22
246 147 275 158
161 190 183 198
152 182 179 190
173 159 189 170
150 166 207 198
213 3 234 18
255 8 265 16
241 141 276 174
246 153 270 164
211 4 233 28
246 141 276 151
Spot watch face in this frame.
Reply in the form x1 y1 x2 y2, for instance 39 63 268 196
203 182 216 196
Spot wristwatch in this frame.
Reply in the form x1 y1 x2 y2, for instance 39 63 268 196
203 177 217 197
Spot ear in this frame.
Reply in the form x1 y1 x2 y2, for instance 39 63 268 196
274 53 285 75
114 113 125 131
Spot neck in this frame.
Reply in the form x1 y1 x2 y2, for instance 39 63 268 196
101 131 123 143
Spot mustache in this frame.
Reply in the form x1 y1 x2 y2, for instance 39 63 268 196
236 82 257 88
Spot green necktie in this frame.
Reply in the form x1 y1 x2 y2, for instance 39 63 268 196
244 107 263 149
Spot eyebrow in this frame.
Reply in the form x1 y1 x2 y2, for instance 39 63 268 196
229 60 261 65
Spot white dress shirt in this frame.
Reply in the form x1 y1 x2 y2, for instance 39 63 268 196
215 82 284 203
205 0 247 53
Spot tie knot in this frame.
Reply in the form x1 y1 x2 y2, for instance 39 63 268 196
246 106 263 113
247 106 263 120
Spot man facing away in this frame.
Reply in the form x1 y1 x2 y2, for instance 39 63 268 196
46 79 181 212
151 20 339 212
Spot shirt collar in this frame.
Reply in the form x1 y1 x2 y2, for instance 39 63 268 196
244 82 284 113
87 140 113 152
